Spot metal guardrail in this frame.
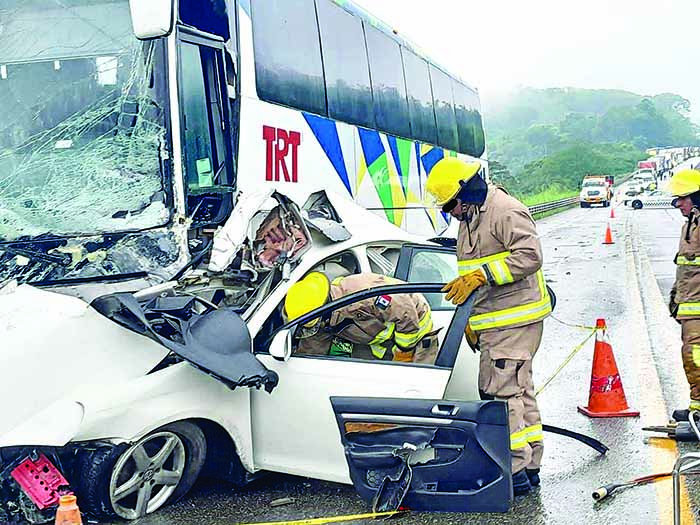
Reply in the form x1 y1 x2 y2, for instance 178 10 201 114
528 196 579 216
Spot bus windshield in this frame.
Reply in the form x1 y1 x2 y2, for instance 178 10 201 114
0 0 168 243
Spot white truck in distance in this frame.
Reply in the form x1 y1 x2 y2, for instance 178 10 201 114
580 175 613 208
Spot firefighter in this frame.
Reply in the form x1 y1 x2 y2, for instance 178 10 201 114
667 169 700 422
283 272 439 364
425 157 551 496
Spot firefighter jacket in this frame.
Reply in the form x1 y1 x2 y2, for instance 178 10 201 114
296 273 434 360
672 207 700 319
457 185 551 334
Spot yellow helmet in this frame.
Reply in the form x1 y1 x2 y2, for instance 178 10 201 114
425 158 482 206
667 169 700 197
284 272 330 324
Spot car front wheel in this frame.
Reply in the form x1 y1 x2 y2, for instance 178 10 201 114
76 421 207 520
632 200 643 210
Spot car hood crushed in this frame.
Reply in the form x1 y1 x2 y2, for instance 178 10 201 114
91 292 279 393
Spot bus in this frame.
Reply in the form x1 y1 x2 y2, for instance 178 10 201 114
0 0 486 287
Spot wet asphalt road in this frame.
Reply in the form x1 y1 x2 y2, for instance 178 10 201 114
86 199 698 525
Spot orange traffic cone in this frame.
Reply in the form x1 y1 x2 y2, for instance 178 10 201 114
603 223 614 245
610 206 616 219
55 494 82 525
578 319 639 418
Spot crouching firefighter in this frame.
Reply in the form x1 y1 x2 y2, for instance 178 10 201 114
283 272 439 364
425 158 552 496
667 169 700 422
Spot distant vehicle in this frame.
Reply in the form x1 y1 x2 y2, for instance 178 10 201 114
632 171 657 191
580 175 613 207
624 190 675 210
638 159 659 173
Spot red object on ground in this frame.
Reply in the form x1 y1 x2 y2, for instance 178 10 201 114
603 223 614 244
578 319 640 418
11 453 69 510
54 494 82 525
610 206 616 219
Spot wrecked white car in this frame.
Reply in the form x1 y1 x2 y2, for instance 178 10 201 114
0 190 513 522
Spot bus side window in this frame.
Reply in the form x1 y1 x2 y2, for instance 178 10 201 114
179 39 231 200
429 65 458 153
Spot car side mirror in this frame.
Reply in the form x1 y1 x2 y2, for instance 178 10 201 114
129 0 175 40
270 329 293 362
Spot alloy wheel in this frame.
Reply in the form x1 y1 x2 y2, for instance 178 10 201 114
108 431 186 519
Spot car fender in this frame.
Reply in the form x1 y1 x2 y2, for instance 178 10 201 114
72 362 255 472
0 400 84 448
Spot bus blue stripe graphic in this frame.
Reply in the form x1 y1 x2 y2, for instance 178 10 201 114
303 113 352 195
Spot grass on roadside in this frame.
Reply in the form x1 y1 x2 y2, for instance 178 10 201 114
520 188 579 206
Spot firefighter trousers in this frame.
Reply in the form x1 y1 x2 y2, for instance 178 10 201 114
681 319 700 406
478 321 544 474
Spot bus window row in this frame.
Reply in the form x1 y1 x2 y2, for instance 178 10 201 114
249 0 485 158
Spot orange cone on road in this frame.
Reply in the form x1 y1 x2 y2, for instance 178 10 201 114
603 223 614 245
578 319 639 418
55 494 82 525
610 206 616 219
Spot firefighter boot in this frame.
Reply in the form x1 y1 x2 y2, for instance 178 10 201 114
526 468 541 487
512 470 532 496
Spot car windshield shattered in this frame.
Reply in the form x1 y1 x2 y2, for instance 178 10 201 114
0 0 168 243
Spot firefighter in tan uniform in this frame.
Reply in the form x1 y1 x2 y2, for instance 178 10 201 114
667 169 700 422
284 272 439 364
426 158 551 496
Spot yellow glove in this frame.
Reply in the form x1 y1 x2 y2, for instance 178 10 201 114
465 324 480 352
442 270 487 305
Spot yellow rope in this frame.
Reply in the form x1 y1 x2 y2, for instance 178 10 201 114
536 328 597 396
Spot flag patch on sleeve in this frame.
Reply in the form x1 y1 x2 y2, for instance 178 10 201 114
375 295 392 310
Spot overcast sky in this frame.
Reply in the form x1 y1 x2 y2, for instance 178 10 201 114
354 0 700 121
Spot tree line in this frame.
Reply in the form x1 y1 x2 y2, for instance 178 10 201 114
484 88 699 197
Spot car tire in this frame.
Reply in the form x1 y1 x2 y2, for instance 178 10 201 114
580 202 588 208
75 421 207 520
632 200 643 210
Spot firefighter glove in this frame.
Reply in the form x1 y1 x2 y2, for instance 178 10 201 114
465 324 480 352
442 269 487 305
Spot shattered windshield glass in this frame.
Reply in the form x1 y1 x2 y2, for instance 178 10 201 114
0 0 169 243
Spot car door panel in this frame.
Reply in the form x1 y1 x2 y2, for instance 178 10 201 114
331 397 512 512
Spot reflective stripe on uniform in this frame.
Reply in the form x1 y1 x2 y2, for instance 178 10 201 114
394 312 433 348
370 322 395 345
690 400 700 411
676 256 700 266
370 344 387 359
458 251 511 274
469 271 552 332
677 302 700 316
693 345 700 368
486 258 514 285
510 424 543 450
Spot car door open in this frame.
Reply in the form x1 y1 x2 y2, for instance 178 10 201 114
330 396 512 512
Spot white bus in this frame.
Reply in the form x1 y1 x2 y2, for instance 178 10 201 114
0 0 486 287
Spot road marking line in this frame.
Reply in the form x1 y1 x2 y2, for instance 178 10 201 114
625 219 692 524
238 510 403 525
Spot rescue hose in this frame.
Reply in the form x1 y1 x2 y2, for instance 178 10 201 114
543 425 608 455
592 464 700 502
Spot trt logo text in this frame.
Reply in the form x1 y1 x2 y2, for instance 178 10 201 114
263 125 301 182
